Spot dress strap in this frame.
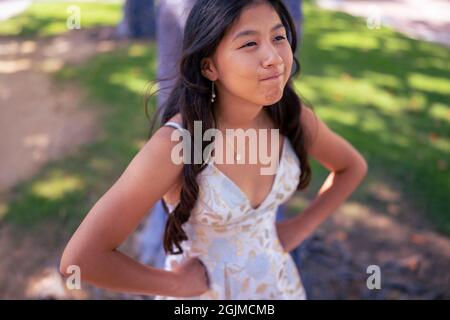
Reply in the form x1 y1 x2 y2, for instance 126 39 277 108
164 121 184 130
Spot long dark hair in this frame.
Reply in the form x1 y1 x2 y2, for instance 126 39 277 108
145 0 313 255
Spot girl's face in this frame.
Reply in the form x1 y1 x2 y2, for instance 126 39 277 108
202 2 293 107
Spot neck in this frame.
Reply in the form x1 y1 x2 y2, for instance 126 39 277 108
213 92 267 131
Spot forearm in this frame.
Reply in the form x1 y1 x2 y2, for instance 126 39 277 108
277 163 367 252
60 249 178 297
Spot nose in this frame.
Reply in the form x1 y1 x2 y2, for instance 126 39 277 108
261 42 283 68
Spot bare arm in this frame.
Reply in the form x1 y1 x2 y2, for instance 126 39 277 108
276 106 368 252
59 125 187 297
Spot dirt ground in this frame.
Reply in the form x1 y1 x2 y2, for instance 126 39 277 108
289 190 450 299
0 27 133 299
0 26 449 299
0 28 121 193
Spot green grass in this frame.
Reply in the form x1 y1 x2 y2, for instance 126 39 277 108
297 1 450 233
1 1 449 234
0 0 122 37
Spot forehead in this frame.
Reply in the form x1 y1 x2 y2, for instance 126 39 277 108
224 3 283 41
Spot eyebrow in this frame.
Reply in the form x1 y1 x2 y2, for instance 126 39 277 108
232 23 285 42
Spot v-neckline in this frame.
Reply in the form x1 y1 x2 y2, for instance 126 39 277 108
208 136 288 211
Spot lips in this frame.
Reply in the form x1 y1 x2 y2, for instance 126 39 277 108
261 72 282 81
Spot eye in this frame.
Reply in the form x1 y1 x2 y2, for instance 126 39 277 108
242 41 257 48
240 35 287 49
275 35 286 41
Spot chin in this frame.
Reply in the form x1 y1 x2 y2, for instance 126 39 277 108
251 89 283 106
263 93 284 105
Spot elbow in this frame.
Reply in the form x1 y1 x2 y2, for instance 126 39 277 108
59 241 109 280
59 242 89 278
59 246 78 277
341 155 368 178
357 156 369 179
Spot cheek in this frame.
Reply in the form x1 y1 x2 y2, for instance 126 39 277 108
227 55 258 80
281 48 293 80
218 55 259 88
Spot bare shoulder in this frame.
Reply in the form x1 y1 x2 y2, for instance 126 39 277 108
145 113 183 159
167 113 183 126
111 119 184 203
139 113 184 177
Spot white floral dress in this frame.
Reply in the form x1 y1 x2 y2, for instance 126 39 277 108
154 121 307 300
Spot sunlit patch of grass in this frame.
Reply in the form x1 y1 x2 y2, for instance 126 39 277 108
429 103 450 123
31 171 84 201
0 1 122 37
408 73 450 96
110 70 150 95
317 31 380 51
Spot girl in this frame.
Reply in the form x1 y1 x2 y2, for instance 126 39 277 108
60 0 368 300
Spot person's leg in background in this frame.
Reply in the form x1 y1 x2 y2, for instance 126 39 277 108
136 0 195 271
117 0 156 39
283 0 303 42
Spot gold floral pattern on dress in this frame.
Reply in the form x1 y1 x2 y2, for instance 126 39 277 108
154 133 306 300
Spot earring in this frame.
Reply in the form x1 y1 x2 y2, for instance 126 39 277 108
211 81 216 103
